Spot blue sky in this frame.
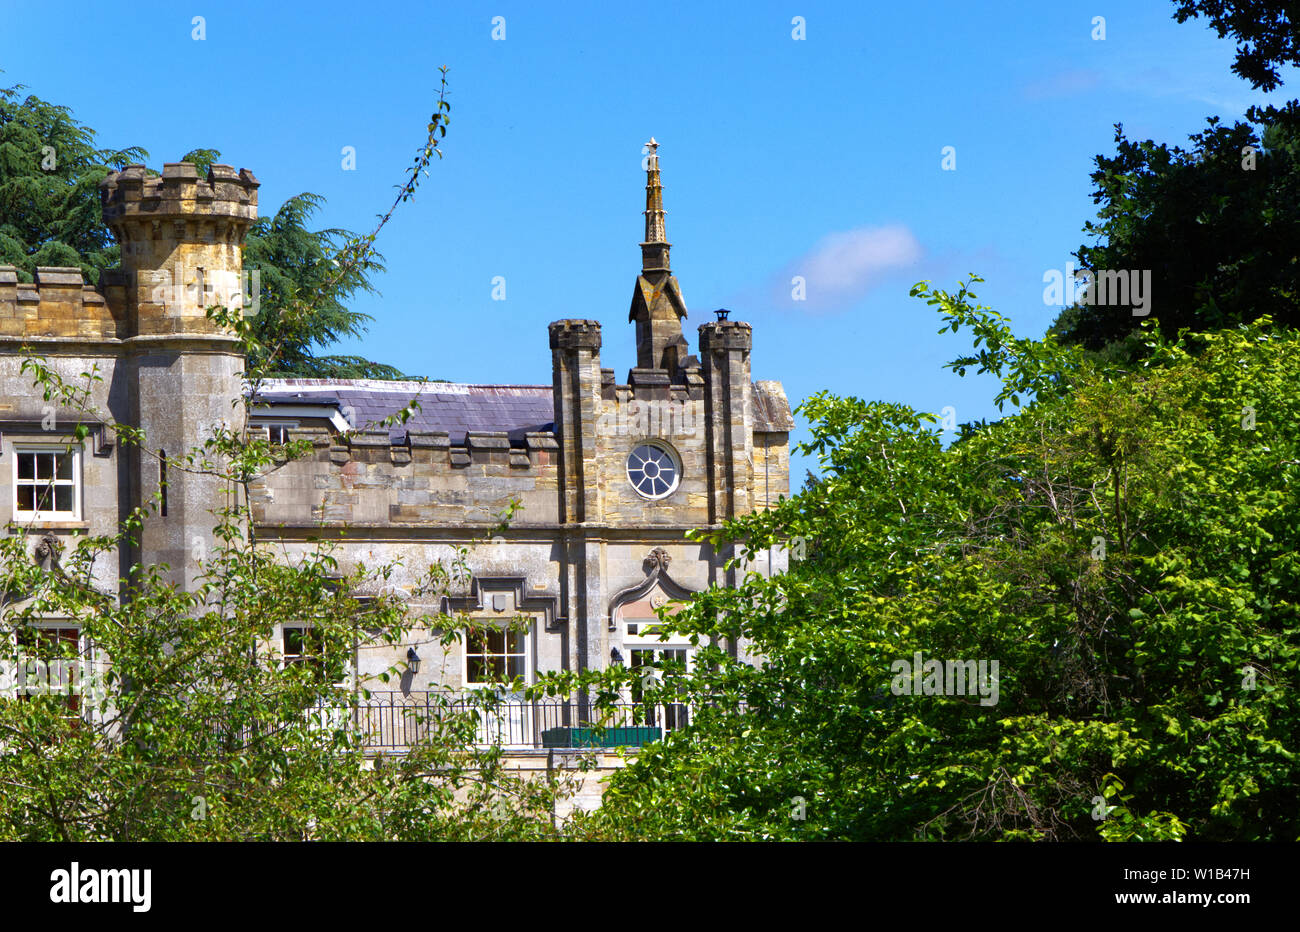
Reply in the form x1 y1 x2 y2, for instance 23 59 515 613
3 0 1295 482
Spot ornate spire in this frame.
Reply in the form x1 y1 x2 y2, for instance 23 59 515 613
641 137 670 272
629 137 688 373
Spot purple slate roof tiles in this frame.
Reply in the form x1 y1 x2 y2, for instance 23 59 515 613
252 379 554 444
253 378 794 441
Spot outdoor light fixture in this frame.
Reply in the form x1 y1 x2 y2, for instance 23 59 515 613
714 307 731 321
610 647 624 665
406 647 421 674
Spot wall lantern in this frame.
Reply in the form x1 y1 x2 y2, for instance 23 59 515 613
406 647 421 674
610 647 624 665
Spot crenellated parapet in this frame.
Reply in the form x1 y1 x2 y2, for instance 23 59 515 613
548 319 602 351
99 162 260 337
698 319 752 353
250 426 563 528
100 162 259 228
0 266 123 340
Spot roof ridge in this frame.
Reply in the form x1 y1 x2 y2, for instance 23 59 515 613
258 379 552 391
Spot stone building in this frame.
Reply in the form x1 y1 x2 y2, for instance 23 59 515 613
0 141 792 743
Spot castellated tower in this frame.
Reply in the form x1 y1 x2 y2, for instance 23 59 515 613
99 162 260 591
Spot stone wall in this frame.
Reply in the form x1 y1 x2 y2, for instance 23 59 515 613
0 266 122 340
0 344 128 596
251 426 562 528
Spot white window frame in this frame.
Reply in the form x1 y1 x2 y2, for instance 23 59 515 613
626 440 681 500
279 622 354 688
9 620 88 716
462 619 532 688
12 444 82 522
254 420 299 445
616 595 695 733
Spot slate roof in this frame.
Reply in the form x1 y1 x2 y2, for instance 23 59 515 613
254 377 794 440
252 379 554 444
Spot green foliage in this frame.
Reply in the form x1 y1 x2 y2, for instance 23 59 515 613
1172 0 1300 92
575 280 1300 841
243 190 408 379
1050 109 1300 361
0 69 573 840
0 79 407 379
0 77 146 284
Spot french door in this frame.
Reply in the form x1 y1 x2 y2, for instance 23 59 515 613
627 645 692 733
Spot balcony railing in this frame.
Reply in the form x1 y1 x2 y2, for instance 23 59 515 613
311 691 692 751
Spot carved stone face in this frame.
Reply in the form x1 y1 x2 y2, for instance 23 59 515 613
643 547 672 573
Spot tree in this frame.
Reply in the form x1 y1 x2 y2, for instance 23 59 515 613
572 278 1300 841
1172 0 1300 92
0 80 407 379
1051 3 1300 361
0 78 145 283
0 70 575 840
1049 108 1300 361
242 190 407 379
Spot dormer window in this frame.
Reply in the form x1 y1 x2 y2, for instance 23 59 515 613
256 421 298 445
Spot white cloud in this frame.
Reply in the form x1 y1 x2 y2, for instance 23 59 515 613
780 225 923 311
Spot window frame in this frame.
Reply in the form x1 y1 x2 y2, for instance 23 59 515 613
626 440 681 501
12 444 82 522
462 620 532 688
280 621 354 687
12 620 86 715
254 420 300 446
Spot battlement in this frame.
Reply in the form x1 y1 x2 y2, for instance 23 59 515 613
0 266 121 340
549 319 602 350
318 426 560 470
698 319 752 352
95 162 261 338
100 163 259 227
250 424 563 528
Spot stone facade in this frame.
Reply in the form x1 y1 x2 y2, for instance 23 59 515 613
0 144 792 708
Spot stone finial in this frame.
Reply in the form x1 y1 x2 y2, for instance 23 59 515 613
641 137 669 271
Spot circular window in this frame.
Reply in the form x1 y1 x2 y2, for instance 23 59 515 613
627 442 680 500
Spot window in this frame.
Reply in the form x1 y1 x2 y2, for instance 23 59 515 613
158 450 167 517
13 447 80 520
626 442 680 500
17 623 80 660
257 422 298 445
282 624 348 684
617 592 692 731
628 646 691 731
15 623 83 715
464 625 528 685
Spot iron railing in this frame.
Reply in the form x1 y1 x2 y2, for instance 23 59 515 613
311 691 692 751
